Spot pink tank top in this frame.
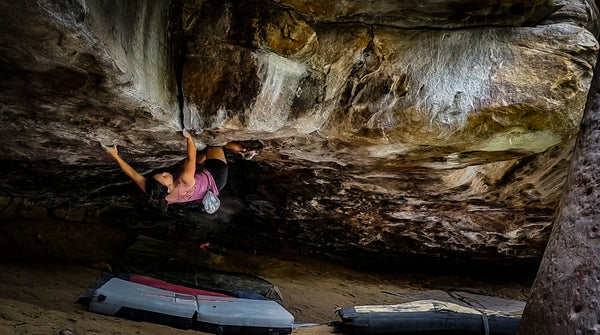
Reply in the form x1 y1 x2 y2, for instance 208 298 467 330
165 169 219 204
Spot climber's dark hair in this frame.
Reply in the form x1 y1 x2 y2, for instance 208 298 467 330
145 177 168 199
145 176 168 213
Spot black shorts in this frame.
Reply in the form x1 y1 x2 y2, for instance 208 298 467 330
204 159 227 191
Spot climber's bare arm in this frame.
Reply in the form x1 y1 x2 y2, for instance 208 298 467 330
179 130 197 186
101 143 146 192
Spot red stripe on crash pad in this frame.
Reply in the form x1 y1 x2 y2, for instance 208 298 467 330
129 275 233 298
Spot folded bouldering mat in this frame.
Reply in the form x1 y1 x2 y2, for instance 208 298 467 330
79 273 294 335
337 291 524 335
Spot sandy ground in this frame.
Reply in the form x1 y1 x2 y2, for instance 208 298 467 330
0 250 533 335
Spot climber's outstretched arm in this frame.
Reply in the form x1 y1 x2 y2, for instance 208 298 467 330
178 130 197 186
101 143 146 192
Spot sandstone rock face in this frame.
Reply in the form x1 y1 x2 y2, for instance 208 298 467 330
0 0 181 165
519 41 600 335
0 0 598 271
271 0 560 29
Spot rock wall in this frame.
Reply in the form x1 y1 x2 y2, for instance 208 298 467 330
519 34 600 335
0 0 180 165
176 0 598 268
182 0 597 146
0 0 598 272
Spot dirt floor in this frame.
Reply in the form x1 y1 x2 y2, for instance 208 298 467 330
0 250 533 335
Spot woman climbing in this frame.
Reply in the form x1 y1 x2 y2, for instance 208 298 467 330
101 130 261 213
